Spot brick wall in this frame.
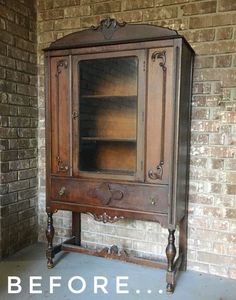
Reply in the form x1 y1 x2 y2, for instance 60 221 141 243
37 0 236 279
0 0 38 258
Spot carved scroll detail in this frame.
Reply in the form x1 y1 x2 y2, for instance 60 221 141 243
56 156 69 172
151 50 167 71
148 50 167 181
93 183 123 205
91 17 126 40
55 59 69 173
98 245 129 259
87 212 124 224
56 59 68 75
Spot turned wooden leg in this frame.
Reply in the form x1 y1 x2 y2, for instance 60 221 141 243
72 212 81 246
46 212 55 269
166 229 176 293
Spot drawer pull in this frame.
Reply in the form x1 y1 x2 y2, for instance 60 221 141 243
58 186 66 196
95 183 123 205
150 196 158 206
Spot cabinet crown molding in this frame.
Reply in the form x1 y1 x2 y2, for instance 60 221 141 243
43 17 190 52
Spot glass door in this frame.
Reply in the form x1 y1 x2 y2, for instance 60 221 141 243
72 50 146 181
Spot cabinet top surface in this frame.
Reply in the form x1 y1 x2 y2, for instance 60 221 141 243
44 17 194 52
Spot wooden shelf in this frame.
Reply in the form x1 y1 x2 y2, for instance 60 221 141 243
81 95 137 101
81 168 135 176
81 137 136 142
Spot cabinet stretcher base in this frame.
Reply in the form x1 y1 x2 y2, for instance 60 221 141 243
46 236 184 294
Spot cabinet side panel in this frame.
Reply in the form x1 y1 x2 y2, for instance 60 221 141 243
146 47 174 185
50 56 71 175
45 54 51 209
175 43 194 223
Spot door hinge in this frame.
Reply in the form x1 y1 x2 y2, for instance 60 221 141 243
143 61 146 72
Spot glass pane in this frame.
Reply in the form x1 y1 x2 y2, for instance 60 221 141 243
78 56 138 176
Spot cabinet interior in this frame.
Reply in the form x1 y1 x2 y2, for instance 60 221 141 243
78 56 138 175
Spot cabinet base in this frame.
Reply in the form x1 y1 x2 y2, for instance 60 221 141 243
46 236 184 294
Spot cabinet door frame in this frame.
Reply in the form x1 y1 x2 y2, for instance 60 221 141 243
145 46 175 185
72 49 146 182
48 55 72 176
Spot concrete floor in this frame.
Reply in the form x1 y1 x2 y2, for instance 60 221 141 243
0 243 235 300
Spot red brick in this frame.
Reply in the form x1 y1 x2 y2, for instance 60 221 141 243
37 0 54 10
192 95 220 107
143 7 178 21
123 0 154 10
226 209 236 219
192 108 210 120
0 4 15 21
38 21 54 33
190 145 211 156
215 55 232 68
6 21 29 40
210 159 224 170
80 16 100 28
219 0 236 12
113 11 143 23
191 133 209 145
194 56 214 69
193 41 236 55
182 1 216 16
190 157 208 168
54 0 81 7
93 1 121 15
211 147 235 158
64 6 91 18
183 29 215 43
203 207 224 218
6 0 29 17
216 27 233 40
189 193 213 205
153 18 188 31
38 9 64 21
189 14 236 29
209 133 226 145
193 82 211 94
54 18 81 30
226 172 236 184
192 120 220 133
194 69 236 87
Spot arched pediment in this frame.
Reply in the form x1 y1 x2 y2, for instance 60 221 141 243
45 17 179 51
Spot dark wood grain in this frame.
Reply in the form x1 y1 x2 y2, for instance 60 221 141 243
50 177 169 214
45 20 180 51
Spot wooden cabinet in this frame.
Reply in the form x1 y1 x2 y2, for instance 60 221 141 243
44 18 194 293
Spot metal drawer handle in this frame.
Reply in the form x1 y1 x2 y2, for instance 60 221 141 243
150 196 158 206
58 186 66 196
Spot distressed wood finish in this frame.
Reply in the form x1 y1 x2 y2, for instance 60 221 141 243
45 20 180 51
50 57 71 175
44 18 194 294
50 177 169 214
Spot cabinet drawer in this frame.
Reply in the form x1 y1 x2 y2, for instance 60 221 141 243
50 178 168 214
